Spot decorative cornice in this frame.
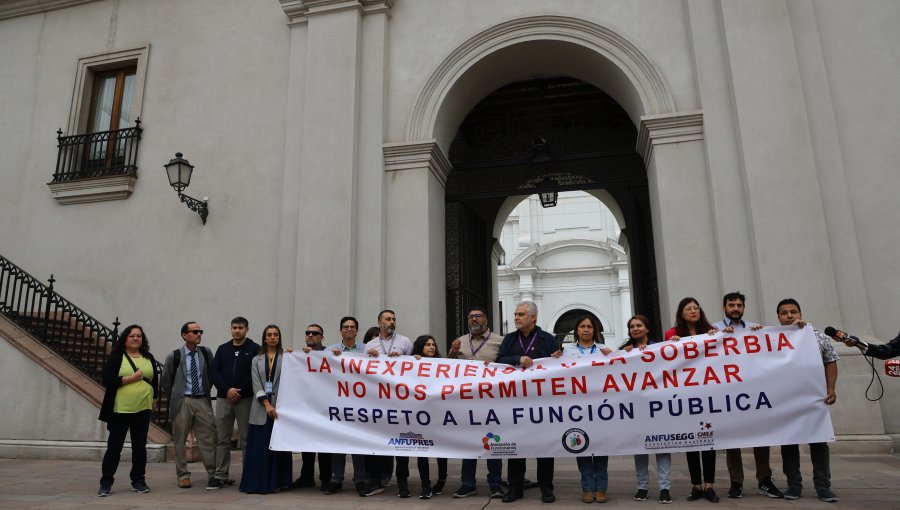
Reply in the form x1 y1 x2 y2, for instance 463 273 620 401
636 111 704 163
279 0 393 25
0 0 100 21
383 140 452 187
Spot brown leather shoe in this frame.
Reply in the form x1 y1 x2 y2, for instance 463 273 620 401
582 492 594 503
178 478 192 489
594 491 609 503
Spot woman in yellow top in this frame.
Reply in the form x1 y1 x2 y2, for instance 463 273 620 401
97 324 159 497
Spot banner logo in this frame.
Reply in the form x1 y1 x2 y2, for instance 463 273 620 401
481 431 518 456
388 431 435 452
562 428 589 454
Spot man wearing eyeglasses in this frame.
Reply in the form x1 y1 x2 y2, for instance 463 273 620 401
292 323 333 490
324 316 367 494
210 316 259 487
161 322 221 490
450 306 505 499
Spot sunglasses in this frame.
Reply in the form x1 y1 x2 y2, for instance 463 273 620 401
305 330 322 336
189 329 204 335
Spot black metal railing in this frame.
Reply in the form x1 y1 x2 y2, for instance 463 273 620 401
0 253 170 431
53 119 142 182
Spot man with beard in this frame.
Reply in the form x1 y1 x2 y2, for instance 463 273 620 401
496 301 561 503
712 292 783 500
210 317 259 486
291 323 333 490
360 310 413 497
449 306 505 499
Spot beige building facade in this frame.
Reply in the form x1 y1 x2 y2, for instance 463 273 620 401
0 0 897 454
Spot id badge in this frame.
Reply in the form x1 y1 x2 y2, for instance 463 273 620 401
265 381 273 394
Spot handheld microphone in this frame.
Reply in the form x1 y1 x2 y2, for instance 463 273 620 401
824 327 868 349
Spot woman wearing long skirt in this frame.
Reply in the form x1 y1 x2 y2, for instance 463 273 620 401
240 325 293 494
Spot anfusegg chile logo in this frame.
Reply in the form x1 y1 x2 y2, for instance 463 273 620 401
562 428 589 454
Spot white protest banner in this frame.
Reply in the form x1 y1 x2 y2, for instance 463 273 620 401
270 326 834 458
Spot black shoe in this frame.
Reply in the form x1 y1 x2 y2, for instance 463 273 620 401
541 487 556 503
704 488 720 503
323 482 342 495
419 487 433 499
503 486 523 503
453 485 477 498
355 481 366 493
659 489 672 504
360 485 383 497
727 482 742 498
432 479 445 495
131 479 151 493
290 478 315 489
490 486 505 498
758 478 784 498
397 479 410 498
687 487 704 501
206 478 225 490
816 488 838 503
783 486 801 500
634 488 648 501
97 485 111 497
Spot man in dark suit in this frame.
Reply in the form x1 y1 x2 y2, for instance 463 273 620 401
496 301 561 503
161 322 221 490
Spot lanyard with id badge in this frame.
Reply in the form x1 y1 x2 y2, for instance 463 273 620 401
265 354 277 396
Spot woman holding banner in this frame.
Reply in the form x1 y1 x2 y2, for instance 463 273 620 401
665 298 721 503
562 315 612 503
239 325 293 494
411 335 448 499
621 315 672 504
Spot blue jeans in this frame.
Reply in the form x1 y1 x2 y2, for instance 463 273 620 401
460 458 502 489
634 453 671 490
576 456 608 492
331 453 366 486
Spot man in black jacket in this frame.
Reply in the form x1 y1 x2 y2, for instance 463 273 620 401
210 317 259 485
496 301 561 503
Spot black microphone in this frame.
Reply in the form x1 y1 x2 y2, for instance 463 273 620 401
824 327 868 348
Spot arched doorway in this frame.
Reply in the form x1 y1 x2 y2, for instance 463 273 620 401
444 76 660 343
552 308 603 346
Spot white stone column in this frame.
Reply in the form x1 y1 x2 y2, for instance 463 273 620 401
617 264 632 335
636 112 721 320
277 0 393 341
382 141 449 339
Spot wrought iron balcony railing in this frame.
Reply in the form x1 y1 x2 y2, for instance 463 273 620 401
0 253 171 432
53 119 142 182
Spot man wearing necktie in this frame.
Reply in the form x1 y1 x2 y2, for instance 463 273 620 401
162 322 220 490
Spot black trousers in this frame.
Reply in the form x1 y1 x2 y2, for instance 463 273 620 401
507 458 554 493
300 452 333 484
417 457 447 487
781 443 831 490
686 450 716 485
100 410 151 487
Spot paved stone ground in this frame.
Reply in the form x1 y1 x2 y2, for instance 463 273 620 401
0 451 897 509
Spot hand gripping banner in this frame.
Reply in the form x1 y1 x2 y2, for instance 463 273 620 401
270 326 834 458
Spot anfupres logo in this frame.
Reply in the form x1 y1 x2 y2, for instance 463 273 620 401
482 432 501 450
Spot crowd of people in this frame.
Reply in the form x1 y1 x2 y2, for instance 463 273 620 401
96 292 898 503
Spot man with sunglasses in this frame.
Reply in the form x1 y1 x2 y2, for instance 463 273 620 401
161 322 221 490
450 306 505 499
210 316 259 487
292 323 333 490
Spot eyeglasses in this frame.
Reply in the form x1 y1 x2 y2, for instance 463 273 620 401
189 329 204 335
305 330 322 336
341 325 357 330
467 314 486 319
